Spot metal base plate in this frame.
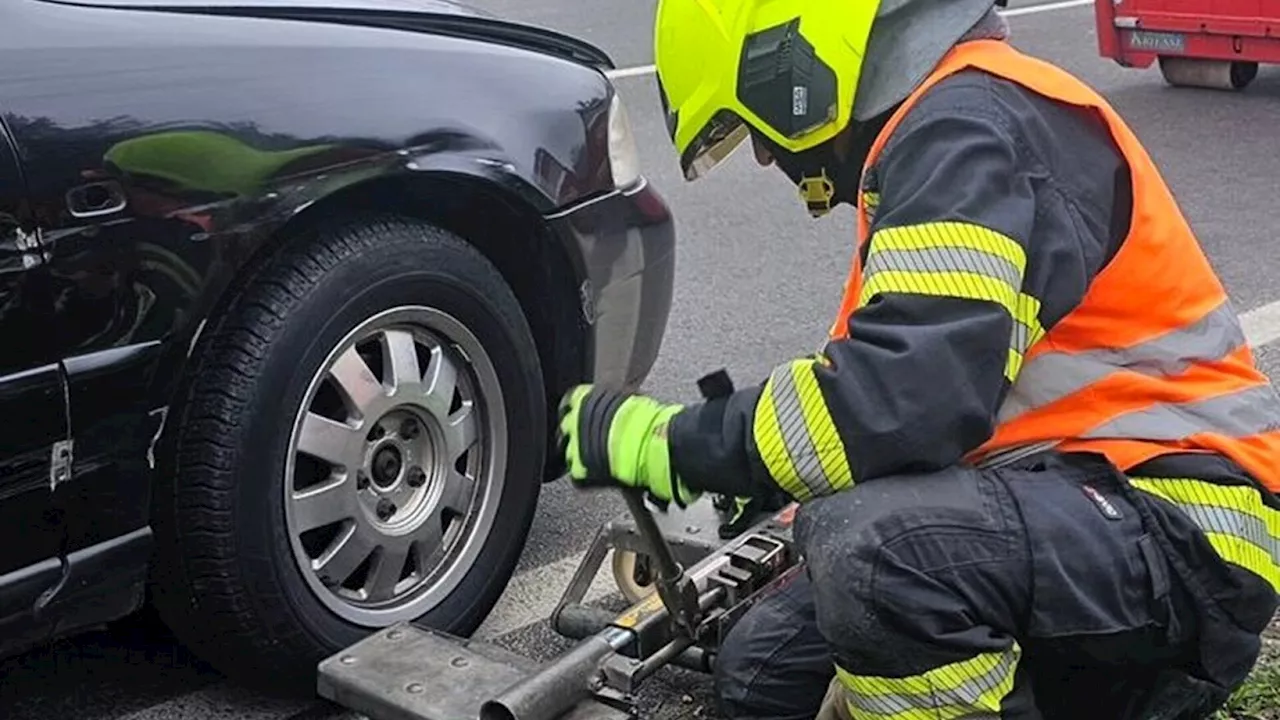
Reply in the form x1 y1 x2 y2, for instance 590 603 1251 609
317 622 633 720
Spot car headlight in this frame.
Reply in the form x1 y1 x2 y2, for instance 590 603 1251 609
607 91 642 189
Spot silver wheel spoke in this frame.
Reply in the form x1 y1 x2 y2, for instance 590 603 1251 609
382 329 422 394
365 542 410 602
329 346 383 415
315 524 375 584
298 412 360 469
412 530 445 576
439 470 477 515
422 345 458 418
442 402 478 461
292 477 354 533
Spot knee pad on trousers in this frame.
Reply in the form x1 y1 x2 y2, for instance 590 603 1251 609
712 619 754 704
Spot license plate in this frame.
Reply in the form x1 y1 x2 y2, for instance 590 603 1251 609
1128 30 1186 52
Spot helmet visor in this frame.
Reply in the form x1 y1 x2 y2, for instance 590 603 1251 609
679 109 750 181
658 76 749 181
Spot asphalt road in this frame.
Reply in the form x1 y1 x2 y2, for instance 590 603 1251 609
7 1 1280 719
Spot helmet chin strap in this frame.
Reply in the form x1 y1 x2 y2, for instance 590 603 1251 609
766 108 892 218
763 141 850 217
799 169 836 217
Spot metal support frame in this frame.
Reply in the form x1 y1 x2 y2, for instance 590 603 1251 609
551 495 728 643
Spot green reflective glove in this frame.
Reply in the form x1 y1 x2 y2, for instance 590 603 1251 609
715 490 793 538
557 384 698 507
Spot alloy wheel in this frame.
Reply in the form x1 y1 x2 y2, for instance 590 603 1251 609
283 305 508 625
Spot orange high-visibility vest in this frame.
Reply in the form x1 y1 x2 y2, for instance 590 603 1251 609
829 39 1280 492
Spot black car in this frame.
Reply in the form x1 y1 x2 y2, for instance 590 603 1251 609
0 0 675 692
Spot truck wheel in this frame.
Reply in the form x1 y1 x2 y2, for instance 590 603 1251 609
1158 57 1258 90
149 214 545 693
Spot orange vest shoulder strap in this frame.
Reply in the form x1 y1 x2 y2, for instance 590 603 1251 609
887 40 1160 185
831 40 1153 341
832 40 1017 340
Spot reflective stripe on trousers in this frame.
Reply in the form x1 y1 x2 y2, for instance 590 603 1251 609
826 644 1021 720
1128 476 1280 593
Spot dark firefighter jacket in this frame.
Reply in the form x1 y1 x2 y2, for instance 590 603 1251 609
666 45 1280 512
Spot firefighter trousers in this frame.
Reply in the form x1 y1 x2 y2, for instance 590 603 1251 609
713 451 1276 720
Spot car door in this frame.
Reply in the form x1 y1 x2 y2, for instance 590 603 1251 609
4 98 214 564
0 119 70 586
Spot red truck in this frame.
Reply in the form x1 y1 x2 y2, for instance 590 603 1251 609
1095 0 1280 89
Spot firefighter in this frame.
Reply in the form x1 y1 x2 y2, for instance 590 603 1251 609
557 0 1280 717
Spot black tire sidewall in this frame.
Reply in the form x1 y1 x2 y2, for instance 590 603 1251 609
223 222 543 655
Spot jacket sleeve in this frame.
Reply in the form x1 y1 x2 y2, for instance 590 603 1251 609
666 71 1129 502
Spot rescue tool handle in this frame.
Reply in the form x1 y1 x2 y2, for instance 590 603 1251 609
621 489 681 581
618 369 736 636
481 370 741 720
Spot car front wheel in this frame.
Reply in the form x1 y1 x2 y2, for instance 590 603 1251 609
149 214 545 693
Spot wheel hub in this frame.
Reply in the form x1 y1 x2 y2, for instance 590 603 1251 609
371 445 404 489
359 410 443 527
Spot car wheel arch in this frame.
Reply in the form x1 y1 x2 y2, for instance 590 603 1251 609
145 169 588 499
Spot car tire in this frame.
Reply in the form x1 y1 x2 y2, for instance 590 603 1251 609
148 214 545 693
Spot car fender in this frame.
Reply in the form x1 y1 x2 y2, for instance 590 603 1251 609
139 135 596 431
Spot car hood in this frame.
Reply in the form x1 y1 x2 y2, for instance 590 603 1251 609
41 0 615 69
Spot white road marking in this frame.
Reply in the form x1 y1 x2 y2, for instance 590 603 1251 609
1241 299 1280 349
1001 0 1093 18
602 0 1095 80
604 64 656 80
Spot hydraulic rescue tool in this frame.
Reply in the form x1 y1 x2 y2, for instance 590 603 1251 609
316 370 802 720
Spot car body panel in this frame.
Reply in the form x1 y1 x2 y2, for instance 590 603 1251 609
44 0 614 69
548 181 675 396
0 117 67 578
59 344 164 552
0 0 676 659
0 113 72 657
0 370 68 574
